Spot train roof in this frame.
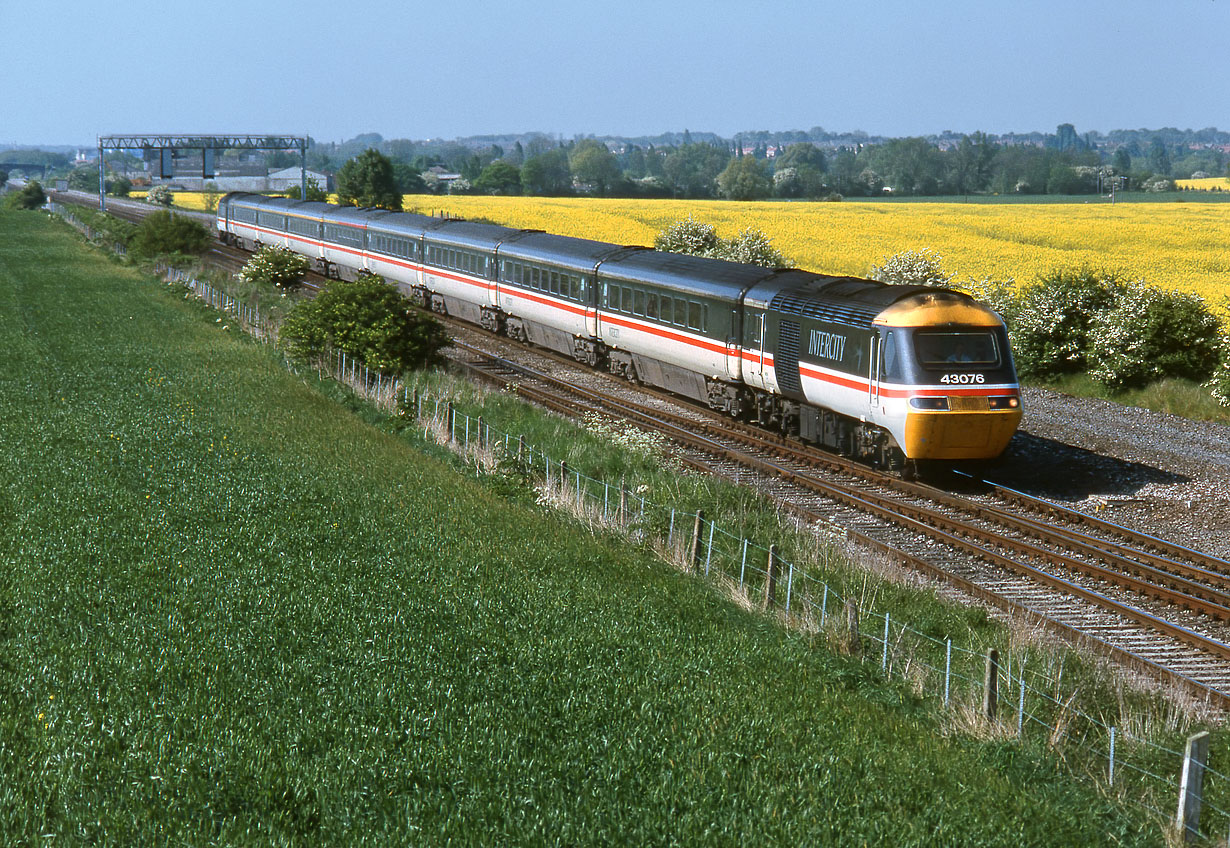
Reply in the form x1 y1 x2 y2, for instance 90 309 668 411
745 272 940 326
424 219 523 251
600 250 781 301
498 232 639 274
364 210 439 234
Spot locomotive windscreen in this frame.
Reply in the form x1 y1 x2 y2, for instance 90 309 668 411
913 331 1000 368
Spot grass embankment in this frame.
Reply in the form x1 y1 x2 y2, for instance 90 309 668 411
0 208 1159 844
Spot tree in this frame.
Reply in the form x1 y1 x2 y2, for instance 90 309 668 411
774 142 827 173
285 177 328 202
336 148 402 211
0 169 8 187
520 149 572 195
391 162 426 195
7 180 46 209
473 160 523 195
146 184 174 206
128 210 211 259
278 271 449 374
67 166 98 192
716 156 771 200
568 139 620 195
1147 137 1172 176
109 176 132 197
1112 147 1132 175
662 143 730 197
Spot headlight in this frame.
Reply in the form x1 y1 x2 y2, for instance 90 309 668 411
909 397 949 410
988 396 1020 410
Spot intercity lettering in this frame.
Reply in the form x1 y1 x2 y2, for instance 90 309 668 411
808 330 847 362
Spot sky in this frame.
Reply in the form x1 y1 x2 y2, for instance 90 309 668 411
3 0 1228 147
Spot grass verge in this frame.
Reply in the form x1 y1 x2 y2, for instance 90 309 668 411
0 207 1197 844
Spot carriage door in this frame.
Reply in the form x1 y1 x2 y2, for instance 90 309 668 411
868 334 881 419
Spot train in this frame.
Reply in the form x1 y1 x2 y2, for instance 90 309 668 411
216 192 1023 471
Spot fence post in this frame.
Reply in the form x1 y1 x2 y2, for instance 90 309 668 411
446 402 455 442
517 434 525 463
1176 730 1210 842
619 483 628 525
668 508 676 550
1017 663 1026 734
820 584 828 628
1109 726 1116 787
944 639 952 706
763 544 780 610
704 521 715 576
476 416 485 450
738 539 747 593
560 462 569 497
983 649 1000 721
881 612 890 671
844 599 860 656
687 511 705 572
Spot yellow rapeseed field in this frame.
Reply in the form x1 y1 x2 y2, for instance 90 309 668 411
401 195 1230 309
150 190 1229 309
1176 177 1230 191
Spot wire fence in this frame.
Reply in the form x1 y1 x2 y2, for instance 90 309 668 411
50 213 1230 844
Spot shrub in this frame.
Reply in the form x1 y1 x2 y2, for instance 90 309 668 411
109 176 132 197
1205 348 1230 407
7 180 46 210
279 271 449 374
653 216 720 257
128 210 212 259
1086 282 1223 390
869 248 954 288
239 245 311 290
145 184 174 206
654 217 792 268
1007 268 1123 379
717 228 792 267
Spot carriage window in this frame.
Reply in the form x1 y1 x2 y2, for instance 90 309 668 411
914 331 1000 369
688 301 703 331
675 299 688 327
646 293 658 319
634 290 645 316
549 271 559 295
620 287 632 314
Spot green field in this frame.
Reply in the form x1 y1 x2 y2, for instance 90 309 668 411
0 208 1159 844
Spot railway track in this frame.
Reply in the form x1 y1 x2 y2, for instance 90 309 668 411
55 190 1230 707
448 338 1230 707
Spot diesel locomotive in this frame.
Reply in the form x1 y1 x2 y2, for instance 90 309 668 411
217 192 1022 469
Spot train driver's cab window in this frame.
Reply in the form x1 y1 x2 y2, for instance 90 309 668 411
914 332 999 369
880 332 901 380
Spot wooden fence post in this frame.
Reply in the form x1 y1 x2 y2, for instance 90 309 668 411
983 649 1000 720
690 511 706 572
844 598 860 656
618 483 628 525
1176 730 1210 842
476 416 485 450
446 402 455 442
763 544 779 610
